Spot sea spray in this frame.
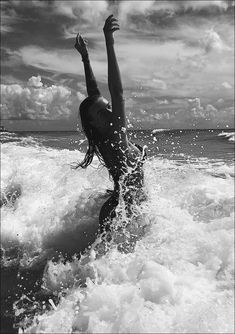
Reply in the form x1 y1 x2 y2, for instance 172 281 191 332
1 138 234 333
1 143 112 264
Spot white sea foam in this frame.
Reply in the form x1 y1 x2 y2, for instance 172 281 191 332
1 142 234 333
218 131 235 142
152 129 170 134
1 143 111 264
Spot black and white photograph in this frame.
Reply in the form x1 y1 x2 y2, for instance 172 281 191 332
1 1 234 333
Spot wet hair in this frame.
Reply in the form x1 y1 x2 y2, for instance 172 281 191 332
73 96 146 170
72 95 106 169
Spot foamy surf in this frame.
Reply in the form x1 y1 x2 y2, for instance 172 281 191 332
218 131 235 142
152 129 170 134
1 143 112 264
1 141 234 333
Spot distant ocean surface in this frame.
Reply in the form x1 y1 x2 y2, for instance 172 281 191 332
1 128 234 160
1 129 234 333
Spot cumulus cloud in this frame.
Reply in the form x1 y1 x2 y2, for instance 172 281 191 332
158 99 169 105
1 0 232 37
182 0 228 11
15 46 79 75
117 0 230 30
125 95 234 129
216 98 225 105
184 98 232 126
222 82 233 89
188 98 205 118
28 75 43 88
76 91 86 101
0 76 82 120
0 3 17 34
10 46 108 81
118 0 229 22
153 112 171 121
118 1 156 23
174 97 234 128
1 0 234 129
200 28 231 53
152 79 167 90
53 0 108 22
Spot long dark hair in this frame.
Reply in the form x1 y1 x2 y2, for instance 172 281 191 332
72 96 105 169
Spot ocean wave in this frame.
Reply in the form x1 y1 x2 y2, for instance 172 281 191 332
0 131 18 142
218 131 235 142
0 131 40 147
152 128 170 134
1 143 234 333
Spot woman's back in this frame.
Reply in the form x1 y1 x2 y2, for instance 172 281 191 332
96 134 142 184
75 15 146 234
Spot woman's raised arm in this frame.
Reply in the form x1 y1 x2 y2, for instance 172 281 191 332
74 33 100 97
103 15 126 128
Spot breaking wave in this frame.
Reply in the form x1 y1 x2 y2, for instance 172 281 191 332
218 131 235 142
1 141 234 333
152 129 170 134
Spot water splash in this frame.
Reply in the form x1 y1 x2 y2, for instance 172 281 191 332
1 142 234 333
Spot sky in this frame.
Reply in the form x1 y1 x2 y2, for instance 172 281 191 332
0 0 234 131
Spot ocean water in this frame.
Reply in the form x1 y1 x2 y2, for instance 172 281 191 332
0 129 234 333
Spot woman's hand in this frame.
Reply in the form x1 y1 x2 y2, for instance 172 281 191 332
74 33 88 57
103 14 120 44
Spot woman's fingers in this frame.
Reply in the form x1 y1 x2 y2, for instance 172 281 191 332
76 33 83 44
104 15 118 26
110 23 119 29
79 35 85 45
106 21 119 29
110 27 120 33
110 17 118 23
109 24 119 32
75 33 80 42
103 15 120 36
106 20 118 27
105 14 114 22
75 33 88 51
77 34 88 46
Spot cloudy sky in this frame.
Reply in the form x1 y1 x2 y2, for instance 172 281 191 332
1 0 234 131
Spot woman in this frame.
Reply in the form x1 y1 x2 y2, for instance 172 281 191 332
74 15 146 236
